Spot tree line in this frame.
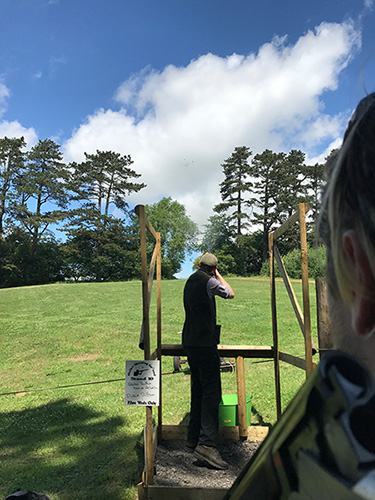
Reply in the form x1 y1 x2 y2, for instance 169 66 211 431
0 137 331 288
0 137 197 287
199 146 328 276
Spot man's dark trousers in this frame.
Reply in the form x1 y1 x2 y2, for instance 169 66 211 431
184 345 222 447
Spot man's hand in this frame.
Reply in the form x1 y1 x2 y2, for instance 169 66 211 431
214 268 234 298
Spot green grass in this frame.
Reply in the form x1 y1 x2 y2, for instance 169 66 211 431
0 278 318 499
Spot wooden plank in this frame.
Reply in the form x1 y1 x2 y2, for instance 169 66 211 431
274 246 317 354
135 204 158 240
236 356 247 439
156 234 162 434
315 278 333 360
269 232 282 420
139 244 157 345
159 344 274 358
144 485 228 500
274 245 304 333
279 351 306 370
160 424 269 442
299 203 313 378
273 208 301 241
144 410 155 484
138 205 150 359
248 426 269 441
147 244 157 299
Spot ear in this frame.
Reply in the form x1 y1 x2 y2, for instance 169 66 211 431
343 230 375 337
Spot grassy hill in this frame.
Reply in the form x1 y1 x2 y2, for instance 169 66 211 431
0 278 318 499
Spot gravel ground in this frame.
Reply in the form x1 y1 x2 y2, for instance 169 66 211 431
154 439 261 489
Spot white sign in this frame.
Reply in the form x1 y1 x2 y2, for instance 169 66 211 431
125 360 160 406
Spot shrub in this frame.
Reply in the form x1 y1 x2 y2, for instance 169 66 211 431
260 245 326 279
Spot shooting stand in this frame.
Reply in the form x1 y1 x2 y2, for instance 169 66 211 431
135 202 330 499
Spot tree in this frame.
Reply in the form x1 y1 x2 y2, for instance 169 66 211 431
62 216 140 282
0 136 26 238
251 149 286 261
15 139 70 254
273 149 308 223
143 197 198 279
64 150 146 281
214 146 253 236
70 150 146 218
0 228 64 287
200 214 234 254
234 231 264 275
269 149 311 255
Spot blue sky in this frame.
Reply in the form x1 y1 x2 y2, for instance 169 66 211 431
1 0 375 276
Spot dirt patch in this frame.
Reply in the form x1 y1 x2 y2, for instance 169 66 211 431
69 353 102 362
153 439 261 489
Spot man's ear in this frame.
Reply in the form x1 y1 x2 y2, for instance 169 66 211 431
343 230 375 337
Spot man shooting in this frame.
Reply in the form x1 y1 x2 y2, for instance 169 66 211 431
182 252 234 470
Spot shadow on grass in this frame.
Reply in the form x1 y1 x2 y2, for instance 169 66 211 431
251 404 272 428
0 398 143 500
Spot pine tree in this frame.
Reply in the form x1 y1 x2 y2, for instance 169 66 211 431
214 146 253 235
70 150 146 218
0 136 26 238
15 139 70 254
251 149 286 261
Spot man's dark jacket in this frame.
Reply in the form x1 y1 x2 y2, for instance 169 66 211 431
182 269 217 346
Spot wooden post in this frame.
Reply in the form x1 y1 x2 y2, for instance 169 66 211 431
156 233 163 437
137 205 151 360
136 204 154 484
236 356 248 439
144 408 155 485
299 203 313 378
269 232 281 419
316 278 332 360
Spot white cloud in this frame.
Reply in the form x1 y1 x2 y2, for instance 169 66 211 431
0 80 38 145
63 20 361 227
0 81 10 118
0 120 38 147
307 137 343 166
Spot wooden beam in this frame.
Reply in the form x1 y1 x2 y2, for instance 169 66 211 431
135 204 158 240
145 409 154 484
279 351 306 370
160 424 269 442
158 344 274 358
274 246 317 354
299 202 313 378
137 205 150 360
156 233 162 435
274 245 304 333
273 207 301 241
269 232 282 420
236 356 247 439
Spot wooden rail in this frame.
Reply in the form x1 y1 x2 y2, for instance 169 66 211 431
152 344 274 358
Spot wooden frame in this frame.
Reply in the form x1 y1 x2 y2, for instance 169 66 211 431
135 202 320 497
269 202 317 419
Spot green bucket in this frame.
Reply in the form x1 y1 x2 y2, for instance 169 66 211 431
219 394 252 426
